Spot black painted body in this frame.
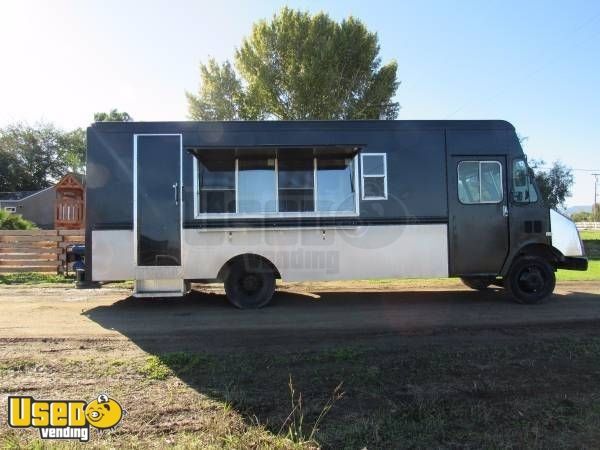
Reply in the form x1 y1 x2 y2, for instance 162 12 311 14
85 120 551 280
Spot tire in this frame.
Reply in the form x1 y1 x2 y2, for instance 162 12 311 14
224 258 276 309
460 276 495 291
505 256 556 304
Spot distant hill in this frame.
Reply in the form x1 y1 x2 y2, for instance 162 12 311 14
566 205 592 215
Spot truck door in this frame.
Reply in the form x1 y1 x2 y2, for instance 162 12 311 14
447 156 509 276
135 134 182 268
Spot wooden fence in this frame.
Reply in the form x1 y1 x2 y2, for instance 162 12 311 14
0 229 85 274
576 222 600 230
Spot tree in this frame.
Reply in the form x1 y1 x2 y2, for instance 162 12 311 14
187 8 399 120
571 211 592 222
530 160 574 210
94 109 132 122
186 59 246 120
58 127 86 174
0 122 86 191
0 123 67 191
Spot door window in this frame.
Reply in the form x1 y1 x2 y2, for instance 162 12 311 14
512 159 538 203
458 160 503 204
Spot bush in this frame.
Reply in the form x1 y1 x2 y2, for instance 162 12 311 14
571 211 593 222
0 210 36 230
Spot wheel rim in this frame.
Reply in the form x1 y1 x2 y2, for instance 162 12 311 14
238 273 262 295
517 265 546 294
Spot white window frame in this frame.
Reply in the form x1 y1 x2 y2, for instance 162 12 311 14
457 160 503 205
4 206 16 213
193 152 360 219
360 153 388 200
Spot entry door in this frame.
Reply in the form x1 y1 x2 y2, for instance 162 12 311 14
135 135 181 267
448 156 508 276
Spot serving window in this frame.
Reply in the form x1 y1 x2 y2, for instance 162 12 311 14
193 149 358 218
197 158 236 213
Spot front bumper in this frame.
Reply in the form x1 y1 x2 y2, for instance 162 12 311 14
557 256 588 271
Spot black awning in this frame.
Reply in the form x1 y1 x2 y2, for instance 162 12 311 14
188 145 362 160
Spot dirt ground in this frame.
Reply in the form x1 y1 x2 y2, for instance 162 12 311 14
0 280 600 346
1 280 600 448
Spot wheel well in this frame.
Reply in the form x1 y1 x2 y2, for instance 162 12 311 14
513 244 563 267
217 253 281 281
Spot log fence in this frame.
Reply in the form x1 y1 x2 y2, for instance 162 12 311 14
0 229 85 274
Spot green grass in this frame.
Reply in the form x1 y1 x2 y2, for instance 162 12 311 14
579 229 600 241
0 272 133 288
0 272 72 285
557 260 600 281
139 355 173 380
580 230 600 260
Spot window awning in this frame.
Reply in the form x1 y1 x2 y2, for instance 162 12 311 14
188 145 362 160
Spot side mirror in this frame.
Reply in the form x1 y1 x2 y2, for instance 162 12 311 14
512 190 523 202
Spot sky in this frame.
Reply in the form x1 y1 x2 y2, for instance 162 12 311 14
0 0 599 207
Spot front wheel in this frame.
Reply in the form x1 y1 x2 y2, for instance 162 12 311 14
224 259 275 309
505 256 556 304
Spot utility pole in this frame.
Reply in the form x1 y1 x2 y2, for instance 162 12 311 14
593 173 600 221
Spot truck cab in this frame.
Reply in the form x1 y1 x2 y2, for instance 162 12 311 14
459 155 587 304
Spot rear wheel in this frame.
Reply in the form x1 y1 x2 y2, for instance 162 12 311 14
505 256 556 304
224 258 275 309
460 276 496 291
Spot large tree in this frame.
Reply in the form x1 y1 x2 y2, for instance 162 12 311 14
187 8 399 120
530 160 574 210
0 123 67 191
0 122 86 191
58 127 86 174
186 59 246 120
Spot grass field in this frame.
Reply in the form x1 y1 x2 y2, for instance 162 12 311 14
2 326 600 448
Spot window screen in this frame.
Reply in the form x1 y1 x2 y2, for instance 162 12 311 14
198 158 236 213
361 154 387 200
458 160 503 204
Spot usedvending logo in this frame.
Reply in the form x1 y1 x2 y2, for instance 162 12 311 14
8 394 124 442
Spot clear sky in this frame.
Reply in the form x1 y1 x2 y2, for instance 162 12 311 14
1 0 599 206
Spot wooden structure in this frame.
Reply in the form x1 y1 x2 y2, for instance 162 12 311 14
0 229 84 274
55 174 85 230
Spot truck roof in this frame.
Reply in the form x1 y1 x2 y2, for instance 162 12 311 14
90 119 515 133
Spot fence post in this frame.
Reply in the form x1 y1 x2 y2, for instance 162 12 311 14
56 230 61 275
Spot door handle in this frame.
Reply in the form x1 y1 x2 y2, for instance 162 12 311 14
502 204 508 217
173 182 179 206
